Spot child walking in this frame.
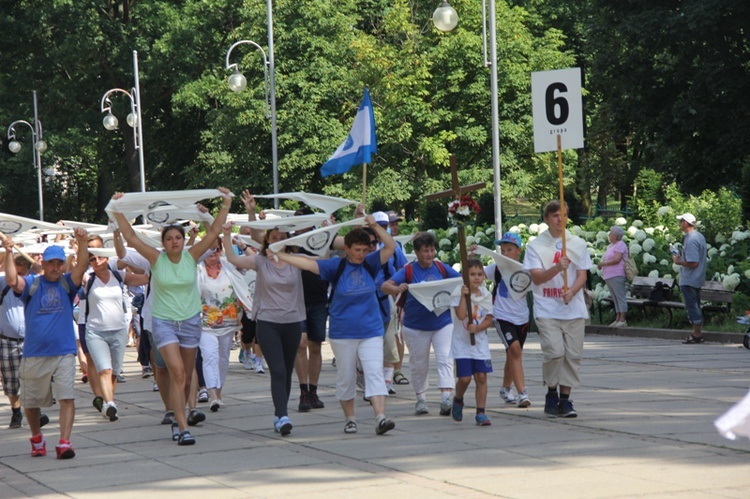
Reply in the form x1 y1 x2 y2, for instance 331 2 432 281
450 259 495 426
487 232 531 407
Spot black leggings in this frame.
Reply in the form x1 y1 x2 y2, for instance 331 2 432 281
256 320 302 418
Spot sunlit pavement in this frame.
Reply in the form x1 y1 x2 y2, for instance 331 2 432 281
2 330 749 498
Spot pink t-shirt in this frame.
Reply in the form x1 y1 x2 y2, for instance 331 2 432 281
602 240 628 280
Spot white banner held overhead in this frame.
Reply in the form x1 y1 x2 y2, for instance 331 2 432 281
532 68 584 153
255 192 356 214
268 218 366 256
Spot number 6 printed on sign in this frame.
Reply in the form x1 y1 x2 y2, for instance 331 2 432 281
531 68 584 153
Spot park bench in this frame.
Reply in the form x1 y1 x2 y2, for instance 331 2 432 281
598 276 733 328
594 204 633 220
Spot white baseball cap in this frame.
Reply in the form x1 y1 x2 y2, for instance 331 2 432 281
372 211 389 226
676 213 698 226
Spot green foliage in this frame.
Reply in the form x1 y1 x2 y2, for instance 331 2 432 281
420 201 449 232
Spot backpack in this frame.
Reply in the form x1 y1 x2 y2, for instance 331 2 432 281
327 258 379 305
83 269 127 321
625 253 638 281
491 267 502 304
395 260 448 309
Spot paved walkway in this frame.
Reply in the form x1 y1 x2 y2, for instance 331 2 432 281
1 332 749 498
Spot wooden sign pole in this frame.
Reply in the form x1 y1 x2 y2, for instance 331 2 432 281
557 134 568 293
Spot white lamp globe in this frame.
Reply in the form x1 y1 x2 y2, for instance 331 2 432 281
103 112 119 131
126 112 138 128
433 1 459 32
34 140 48 153
228 70 247 92
8 140 22 153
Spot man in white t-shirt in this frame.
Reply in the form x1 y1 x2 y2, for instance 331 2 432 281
523 200 591 419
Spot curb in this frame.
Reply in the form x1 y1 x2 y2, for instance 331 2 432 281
585 324 747 344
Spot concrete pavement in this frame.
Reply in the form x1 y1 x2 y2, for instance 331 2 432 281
1 331 749 498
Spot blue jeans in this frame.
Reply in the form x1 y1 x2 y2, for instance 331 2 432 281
680 285 703 325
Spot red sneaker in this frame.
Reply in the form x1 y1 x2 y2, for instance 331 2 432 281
55 439 75 459
30 434 46 457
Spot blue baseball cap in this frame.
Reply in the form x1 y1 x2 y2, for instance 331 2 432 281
42 245 66 262
495 232 522 248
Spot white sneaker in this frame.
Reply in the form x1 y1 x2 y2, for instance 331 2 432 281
414 398 429 415
517 391 531 408
243 355 253 370
499 386 517 404
254 358 265 374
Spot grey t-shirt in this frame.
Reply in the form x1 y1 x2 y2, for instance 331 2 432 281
252 256 305 323
679 230 707 288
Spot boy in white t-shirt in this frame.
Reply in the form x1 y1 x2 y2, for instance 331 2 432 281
486 232 531 408
449 259 494 426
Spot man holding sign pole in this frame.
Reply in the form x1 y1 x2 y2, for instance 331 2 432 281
524 201 590 418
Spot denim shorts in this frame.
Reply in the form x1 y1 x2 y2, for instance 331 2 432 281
680 285 703 325
152 314 201 349
85 326 128 374
301 302 328 343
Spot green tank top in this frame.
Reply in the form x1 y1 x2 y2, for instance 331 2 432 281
151 251 201 321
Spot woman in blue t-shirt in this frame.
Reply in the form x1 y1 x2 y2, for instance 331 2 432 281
271 215 398 436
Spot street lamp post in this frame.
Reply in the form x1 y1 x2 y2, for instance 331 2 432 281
6 90 47 221
434 0 503 240
225 2 279 209
100 50 146 192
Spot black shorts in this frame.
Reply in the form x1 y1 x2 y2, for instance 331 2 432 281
495 319 528 350
240 313 257 344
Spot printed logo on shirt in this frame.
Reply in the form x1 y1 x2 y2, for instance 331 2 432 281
40 286 64 314
542 287 564 298
504 331 513 341
432 290 452 312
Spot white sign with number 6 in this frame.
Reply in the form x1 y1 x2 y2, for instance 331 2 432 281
531 68 584 153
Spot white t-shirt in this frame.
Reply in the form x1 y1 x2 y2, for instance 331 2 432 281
120 250 154 332
485 263 530 326
84 269 128 332
449 286 492 360
523 240 592 320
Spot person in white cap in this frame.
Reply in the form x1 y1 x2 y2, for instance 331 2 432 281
673 213 707 344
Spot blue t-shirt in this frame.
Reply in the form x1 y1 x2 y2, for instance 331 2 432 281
374 244 408 322
0 276 25 339
318 251 384 340
20 274 79 357
390 260 461 330
680 230 707 288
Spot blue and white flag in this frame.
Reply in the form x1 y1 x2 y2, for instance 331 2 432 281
320 88 377 177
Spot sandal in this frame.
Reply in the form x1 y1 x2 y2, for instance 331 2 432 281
393 372 410 385
683 335 705 344
344 421 358 434
177 430 196 446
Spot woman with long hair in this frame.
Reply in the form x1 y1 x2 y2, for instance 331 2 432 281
110 188 233 445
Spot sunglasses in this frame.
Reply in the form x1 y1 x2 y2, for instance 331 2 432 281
88 255 107 263
369 240 378 247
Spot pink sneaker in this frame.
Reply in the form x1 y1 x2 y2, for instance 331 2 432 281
30 434 46 457
55 439 75 459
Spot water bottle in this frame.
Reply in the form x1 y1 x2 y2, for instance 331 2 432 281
669 243 679 257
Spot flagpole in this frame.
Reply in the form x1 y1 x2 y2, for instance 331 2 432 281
557 134 568 294
362 163 367 207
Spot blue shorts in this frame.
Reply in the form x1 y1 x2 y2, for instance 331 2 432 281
455 358 493 378
85 326 128 374
301 301 328 343
152 314 201 349
680 285 703 325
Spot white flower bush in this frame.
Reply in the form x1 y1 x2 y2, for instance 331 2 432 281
657 206 672 217
744 269 750 280
648 269 660 278
634 229 647 242
538 223 548 233
672 263 681 274
439 238 452 248
642 238 656 252
465 235 476 245
629 242 643 256
723 273 741 291
708 247 718 258
596 231 609 242
660 259 669 266
528 223 539 234
642 253 657 265
615 217 627 226
645 227 655 235
715 233 727 244
627 226 638 236
728 265 735 275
